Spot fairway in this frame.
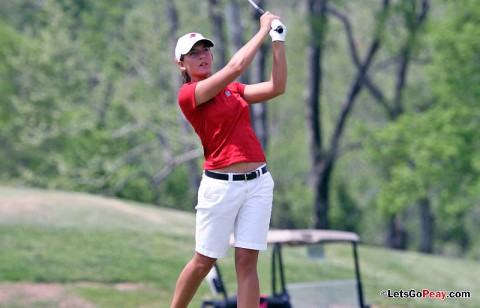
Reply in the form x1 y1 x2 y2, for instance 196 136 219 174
0 186 478 307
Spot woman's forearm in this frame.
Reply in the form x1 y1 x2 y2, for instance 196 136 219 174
226 27 270 76
270 41 287 95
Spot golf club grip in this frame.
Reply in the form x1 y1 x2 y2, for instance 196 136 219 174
251 2 283 34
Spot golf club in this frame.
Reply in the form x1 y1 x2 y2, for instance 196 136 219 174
247 0 284 33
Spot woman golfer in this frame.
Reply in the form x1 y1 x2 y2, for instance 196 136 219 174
171 11 287 308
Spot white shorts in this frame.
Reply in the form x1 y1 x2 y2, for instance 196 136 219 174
195 165 274 259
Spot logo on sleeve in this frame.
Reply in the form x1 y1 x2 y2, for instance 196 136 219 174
225 90 231 97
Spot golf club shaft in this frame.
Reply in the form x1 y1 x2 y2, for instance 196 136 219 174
248 0 265 15
247 0 284 33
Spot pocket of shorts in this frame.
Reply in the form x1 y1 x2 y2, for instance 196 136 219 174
196 177 228 208
267 173 275 189
202 186 222 202
261 173 275 193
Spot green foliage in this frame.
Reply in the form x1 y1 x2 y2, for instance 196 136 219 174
0 0 193 207
0 21 23 179
272 180 313 229
364 0 480 256
330 181 362 232
427 0 480 107
0 21 17 95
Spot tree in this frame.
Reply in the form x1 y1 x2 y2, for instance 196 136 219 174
5 0 102 188
3 0 203 207
0 21 23 179
306 0 389 229
365 0 479 256
166 0 203 198
360 0 430 250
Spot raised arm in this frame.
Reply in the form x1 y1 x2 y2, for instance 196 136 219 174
242 38 287 104
194 13 280 106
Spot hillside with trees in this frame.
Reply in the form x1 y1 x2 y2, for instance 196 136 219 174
0 0 478 259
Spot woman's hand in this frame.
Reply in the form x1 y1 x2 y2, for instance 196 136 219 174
260 12 281 32
270 19 286 42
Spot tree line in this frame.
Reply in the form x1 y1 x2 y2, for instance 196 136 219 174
0 0 478 259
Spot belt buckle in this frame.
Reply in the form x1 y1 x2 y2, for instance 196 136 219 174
244 173 248 181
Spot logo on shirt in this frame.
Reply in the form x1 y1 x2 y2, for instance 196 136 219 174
225 90 231 97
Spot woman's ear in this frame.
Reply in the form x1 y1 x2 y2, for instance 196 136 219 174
177 60 186 71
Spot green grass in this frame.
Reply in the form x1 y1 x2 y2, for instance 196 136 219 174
72 284 164 308
0 185 478 307
0 227 190 285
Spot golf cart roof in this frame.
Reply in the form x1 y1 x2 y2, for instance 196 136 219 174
266 229 359 246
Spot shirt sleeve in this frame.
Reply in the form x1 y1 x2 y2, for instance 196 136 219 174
178 82 198 115
235 82 247 97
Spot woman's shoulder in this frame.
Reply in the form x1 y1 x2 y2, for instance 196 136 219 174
226 82 247 94
180 81 198 89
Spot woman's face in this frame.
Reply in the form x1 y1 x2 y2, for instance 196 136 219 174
179 42 213 81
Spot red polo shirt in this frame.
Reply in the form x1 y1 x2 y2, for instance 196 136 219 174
178 82 266 170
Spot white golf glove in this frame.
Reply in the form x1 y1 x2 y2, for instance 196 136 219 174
269 19 286 42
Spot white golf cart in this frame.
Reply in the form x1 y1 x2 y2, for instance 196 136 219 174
201 229 369 308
